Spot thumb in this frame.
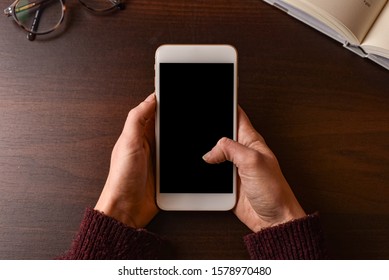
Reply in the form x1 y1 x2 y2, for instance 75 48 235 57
122 93 156 140
203 137 255 169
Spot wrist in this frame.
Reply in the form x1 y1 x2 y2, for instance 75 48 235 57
275 206 307 226
95 199 138 228
249 204 307 232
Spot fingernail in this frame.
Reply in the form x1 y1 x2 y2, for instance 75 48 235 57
145 93 155 101
202 152 211 161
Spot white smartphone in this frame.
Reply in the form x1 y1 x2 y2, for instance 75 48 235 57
155 44 238 211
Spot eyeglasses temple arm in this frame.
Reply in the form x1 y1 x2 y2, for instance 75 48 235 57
27 7 43 41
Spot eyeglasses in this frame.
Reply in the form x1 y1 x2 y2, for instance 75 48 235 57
4 0 125 41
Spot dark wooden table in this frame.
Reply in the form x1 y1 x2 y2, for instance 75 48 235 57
0 0 388 260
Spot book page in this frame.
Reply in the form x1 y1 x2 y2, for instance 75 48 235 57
361 3 389 58
284 0 387 44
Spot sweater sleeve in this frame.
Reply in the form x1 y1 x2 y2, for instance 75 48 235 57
243 212 328 259
57 207 167 260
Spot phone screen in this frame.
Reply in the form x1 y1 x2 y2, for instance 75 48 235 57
159 63 235 194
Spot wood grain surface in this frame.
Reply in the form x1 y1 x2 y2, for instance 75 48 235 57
0 0 388 259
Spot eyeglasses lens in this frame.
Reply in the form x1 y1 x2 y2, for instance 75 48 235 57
78 0 122 13
14 0 64 34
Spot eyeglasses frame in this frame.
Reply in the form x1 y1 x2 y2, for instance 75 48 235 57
4 0 66 40
4 0 124 40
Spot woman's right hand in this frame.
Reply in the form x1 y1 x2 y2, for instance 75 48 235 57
203 106 306 232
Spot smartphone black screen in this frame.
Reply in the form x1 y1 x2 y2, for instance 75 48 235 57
159 63 234 193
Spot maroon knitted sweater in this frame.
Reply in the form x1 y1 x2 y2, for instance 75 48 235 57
58 208 327 260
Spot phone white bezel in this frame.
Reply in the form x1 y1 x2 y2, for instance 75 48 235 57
155 44 238 211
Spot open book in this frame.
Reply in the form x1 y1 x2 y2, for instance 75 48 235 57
263 0 389 70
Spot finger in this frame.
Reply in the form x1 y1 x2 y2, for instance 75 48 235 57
145 111 156 152
237 105 266 146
